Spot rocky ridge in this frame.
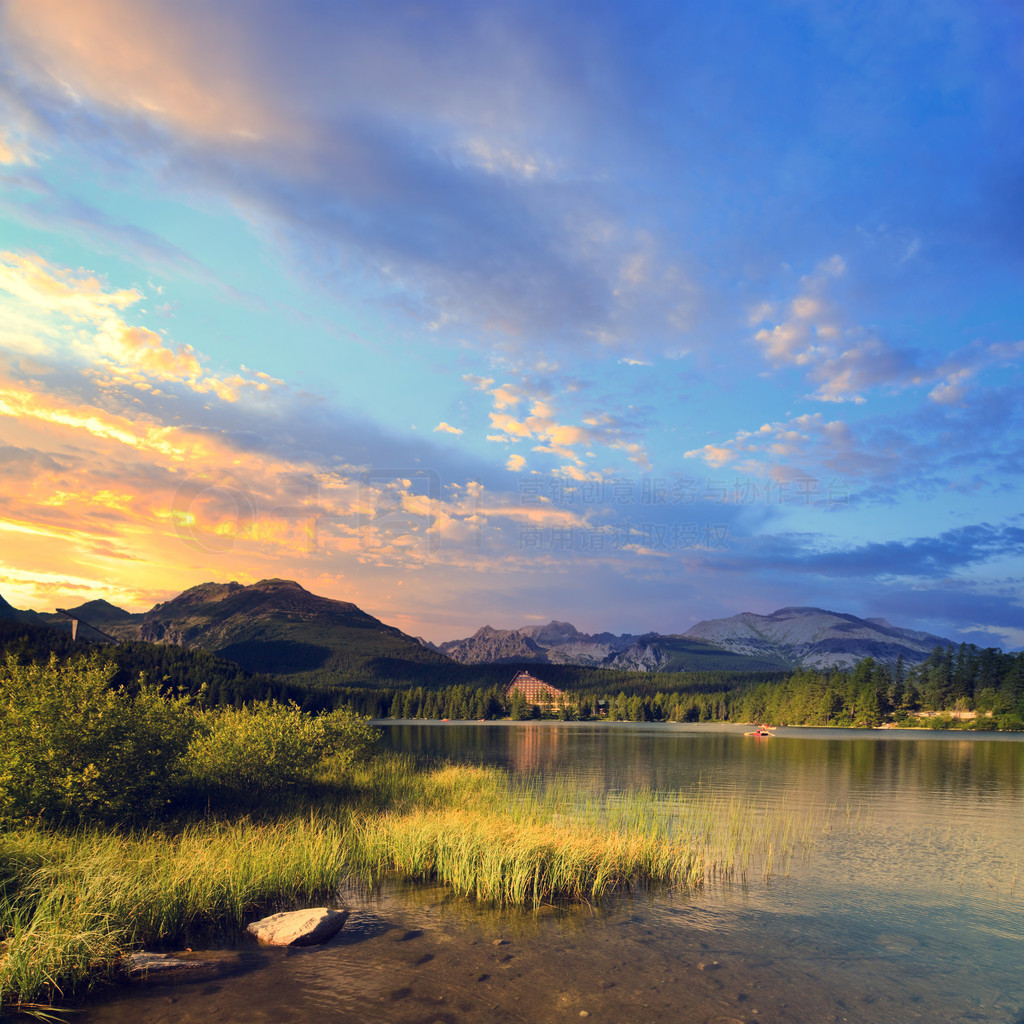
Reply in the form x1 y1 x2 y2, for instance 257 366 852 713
683 606 953 669
437 621 652 666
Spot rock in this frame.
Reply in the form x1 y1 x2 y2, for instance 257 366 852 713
246 908 349 947
126 952 202 975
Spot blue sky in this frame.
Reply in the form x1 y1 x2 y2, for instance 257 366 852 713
1 0 1022 647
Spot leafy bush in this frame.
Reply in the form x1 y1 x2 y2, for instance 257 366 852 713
186 701 329 795
0 653 381 823
0 653 196 823
185 702 381 796
318 707 381 776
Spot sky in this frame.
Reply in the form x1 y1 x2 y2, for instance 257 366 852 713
1 0 1023 648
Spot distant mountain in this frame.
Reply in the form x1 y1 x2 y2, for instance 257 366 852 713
438 625 547 663
683 606 954 670
129 578 451 681
0 593 20 621
59 599 141 626
606 635 791 673
438 620 651 666
36 599 143 641
2 582 962 683
438 620 787 672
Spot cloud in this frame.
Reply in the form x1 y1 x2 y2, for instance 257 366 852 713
0 252 624 623
2 1 1024 643
926 340 1024 407
783 523 1024 579
683 382 1024 504
3 0 278 142
433 421 463 436
685 413 857 480
482 380 651 471
0 251 283 402
0 0 719 361
750 255 1024 412
0 175 209 277
0 128 32 165
750 255 927 404
0 250 140 321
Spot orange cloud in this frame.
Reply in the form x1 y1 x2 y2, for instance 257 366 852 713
5 0 281 143
0 251 140 321
0 251 285 402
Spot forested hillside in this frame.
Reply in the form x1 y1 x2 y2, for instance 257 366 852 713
345 645 1024 730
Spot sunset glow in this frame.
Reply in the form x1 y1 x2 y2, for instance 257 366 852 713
1 1 1022 646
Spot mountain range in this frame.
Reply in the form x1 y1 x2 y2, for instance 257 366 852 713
437 606 956 671
434 622 790 672
11 579 447 683
2 580 960 677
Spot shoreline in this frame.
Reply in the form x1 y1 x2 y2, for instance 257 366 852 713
374 717 1024 741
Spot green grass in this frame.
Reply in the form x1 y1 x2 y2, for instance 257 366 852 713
343 767 824 902
1 757 826 1016
0 815 350 1012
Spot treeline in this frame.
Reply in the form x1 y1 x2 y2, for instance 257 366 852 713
286 656 789 693
0 621 297 707
346 646 1024 732
341 683 742 724
729 646 1024 729
3 619 1021 730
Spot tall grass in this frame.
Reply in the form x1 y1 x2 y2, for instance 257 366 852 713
0 816 350 1012
343 764 825 902
1 757 827 1016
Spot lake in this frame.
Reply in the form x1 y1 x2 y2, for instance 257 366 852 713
76 722 1024 1024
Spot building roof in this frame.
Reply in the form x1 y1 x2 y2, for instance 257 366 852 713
506 670 566 705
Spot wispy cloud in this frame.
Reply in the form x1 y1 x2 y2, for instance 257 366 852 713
1 1 1023 643
433 421 463 436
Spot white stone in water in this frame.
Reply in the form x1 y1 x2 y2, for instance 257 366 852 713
126 952 201 975
246 908 349 947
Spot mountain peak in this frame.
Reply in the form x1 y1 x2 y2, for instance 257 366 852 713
685 607 953 669
518 620 583 645
129 578 449 677
0 592 19 621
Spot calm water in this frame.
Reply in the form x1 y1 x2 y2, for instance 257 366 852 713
76 722 1024 1024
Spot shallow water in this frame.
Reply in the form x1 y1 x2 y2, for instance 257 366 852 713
72 723 1024 1024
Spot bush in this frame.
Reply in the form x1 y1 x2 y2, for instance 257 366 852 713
186 701 327 795
319 708 381 777
0 652 382 822
185 703 380 797
0 653 196 823
995 712 1024 733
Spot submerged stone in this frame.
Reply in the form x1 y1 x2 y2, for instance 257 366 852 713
126 952 203 975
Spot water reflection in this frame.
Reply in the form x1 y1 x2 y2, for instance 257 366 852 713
71 724 1024 1024
383 720 1024 806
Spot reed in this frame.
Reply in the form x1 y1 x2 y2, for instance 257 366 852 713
341 765 825 902
1 758 827 1015
0 816 349 1012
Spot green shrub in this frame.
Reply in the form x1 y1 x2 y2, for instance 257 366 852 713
319 707 381 777
0 653 196 823
0 652 381 822
186 701 375 795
